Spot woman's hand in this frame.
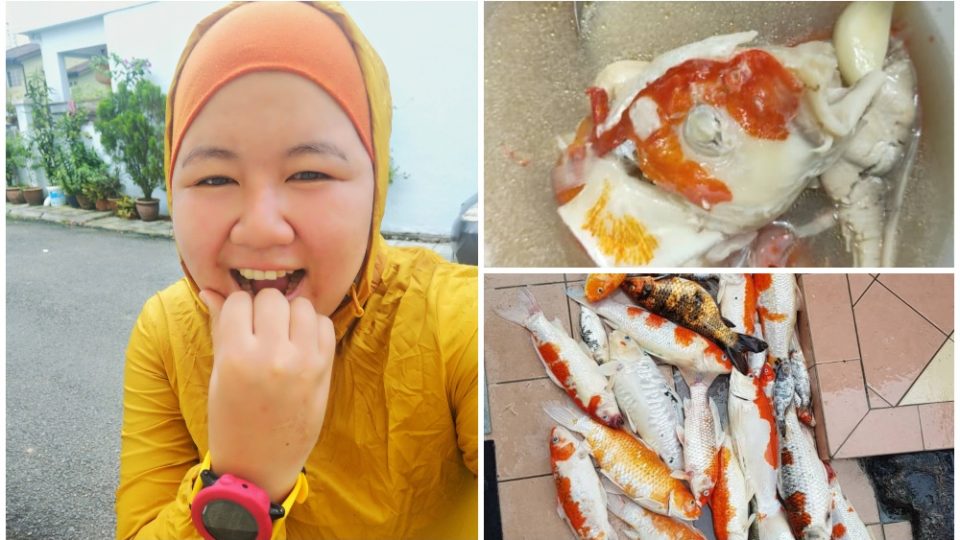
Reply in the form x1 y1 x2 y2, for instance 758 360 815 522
200 287 335 502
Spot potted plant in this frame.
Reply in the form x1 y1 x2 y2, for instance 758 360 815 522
115 195 138 219
6 132 29 203
95 54 165 222
22 179 44 206
24 74 64 199
95 167 123 211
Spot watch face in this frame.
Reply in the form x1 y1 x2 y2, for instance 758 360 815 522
201 500 259 540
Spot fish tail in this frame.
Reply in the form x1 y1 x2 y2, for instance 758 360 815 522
494 286 541 327
543 401 588 433
605 493 630 520
565 285 589 306
722 344 751 375
735 331 769 354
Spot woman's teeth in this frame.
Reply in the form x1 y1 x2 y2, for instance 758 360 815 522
236 268 295 280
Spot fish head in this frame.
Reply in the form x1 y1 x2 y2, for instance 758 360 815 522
689 472 717 506
608 329 645 358
621 276 656 300
549 426 578 463
585 273 627 301
594 399 625 429
669 488 701 521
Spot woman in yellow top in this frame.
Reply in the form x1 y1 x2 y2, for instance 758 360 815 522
115 3 478 539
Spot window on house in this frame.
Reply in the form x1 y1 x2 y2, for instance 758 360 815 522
7 68 25 88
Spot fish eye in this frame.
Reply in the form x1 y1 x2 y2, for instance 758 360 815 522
551 435 560 443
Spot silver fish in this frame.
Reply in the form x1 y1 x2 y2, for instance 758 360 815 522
778 405 833 539
773 360 796 433
608 330 685 471
580 306 610 365
680 380 723 506
789 333 816 427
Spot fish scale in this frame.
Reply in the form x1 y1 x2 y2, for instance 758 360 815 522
608 330 684 471
579 306 610 365
755 274 798 363
550 426 619 540
607 494 706 540
711 438 751 540
544 403 700 521
728 366 781 514
567 287 733 375
719 274 768 374
778 406 833 539
825 463 872 540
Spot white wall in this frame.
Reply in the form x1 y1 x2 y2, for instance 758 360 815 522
100 1 477 236
33 17 106 103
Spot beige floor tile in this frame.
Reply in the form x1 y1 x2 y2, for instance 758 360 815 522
829 459 881 524
855 284 945 406
900 340 954 405
809 366 831 459
866 523 884 540
800 274 860 364
848 274 875 305
882 520 912 540
878 274 954 334
489 378 569 480
816 361 869 456
486 283 574 384
565 273 588 283
497 475 572 540
918 402 953 450
835 407 923 458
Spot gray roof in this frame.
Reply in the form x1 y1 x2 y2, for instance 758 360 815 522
6 43 41 62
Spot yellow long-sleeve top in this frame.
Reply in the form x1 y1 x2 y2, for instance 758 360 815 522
116 246 478 539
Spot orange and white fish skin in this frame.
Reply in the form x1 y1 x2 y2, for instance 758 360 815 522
824 462 873 540
585 273 627 302
607 493 706 540
550 426 620 540
727 365 781 515
710 438 752 540
543 402 701 521
754 274 799 364
496 287 624 428
754 508 797 540
778 405 833 540
608 330 685 472
567 287 733 375
679 381 723 506
718 274 768 375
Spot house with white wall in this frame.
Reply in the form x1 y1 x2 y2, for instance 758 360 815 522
8 1 477 237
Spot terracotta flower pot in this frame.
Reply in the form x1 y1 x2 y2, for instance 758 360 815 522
95 199 111 211
107 198 120 212
76 193 95 210
135 198 160 222
22 187 44 206
6 187 25 204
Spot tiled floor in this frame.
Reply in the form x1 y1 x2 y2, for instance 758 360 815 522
798 274 954 460
485 273 930 540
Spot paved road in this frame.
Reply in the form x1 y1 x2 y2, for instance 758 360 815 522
7 220 182 539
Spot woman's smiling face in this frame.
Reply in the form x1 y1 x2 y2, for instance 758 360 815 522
171 71 374 316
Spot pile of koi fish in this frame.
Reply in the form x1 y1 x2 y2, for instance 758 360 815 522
496 274 873 540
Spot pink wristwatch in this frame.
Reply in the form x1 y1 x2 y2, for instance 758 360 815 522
190 452 309 540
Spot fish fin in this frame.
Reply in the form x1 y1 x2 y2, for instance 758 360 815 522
598 360 622 378
736 331 769 354
621 530 641 540
601 476 624 496
670 469 688 481
565 285 589 307
531 336 565 388
493 286 541 327
709 397 725 443
576 339 593 358
721 316 737 328
542 401 587 433
676 421 685 446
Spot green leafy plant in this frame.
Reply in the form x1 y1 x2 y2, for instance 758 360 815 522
94 54 165 201
24 73 64 185
115 194 137 219
6 132 29 186
57 108 108 197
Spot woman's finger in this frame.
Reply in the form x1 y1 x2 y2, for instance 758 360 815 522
289 297 319 350
252 288 290 342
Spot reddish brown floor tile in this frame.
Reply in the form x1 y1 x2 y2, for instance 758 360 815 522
829 459 881 524
835 407 923 458
918 402 953 450
486 273 567 289
848 274 875 305
867 387 893 409
486 283 573 384
565 273 587 283
489 378 569 480
497 475 572 540
800 274 860 364
882 521 912 540
878 274 953 334
855 285 945 406
816 361 870 456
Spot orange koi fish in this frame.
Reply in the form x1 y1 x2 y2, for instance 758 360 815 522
585 273 627 302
